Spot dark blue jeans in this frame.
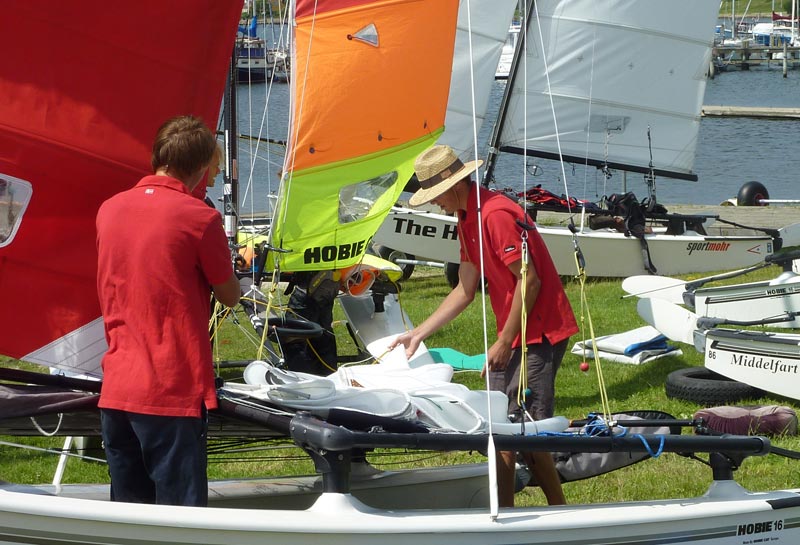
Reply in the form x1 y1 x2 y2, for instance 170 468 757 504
100 408 208 506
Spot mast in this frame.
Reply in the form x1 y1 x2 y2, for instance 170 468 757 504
483 0 536 187
223 45 239 247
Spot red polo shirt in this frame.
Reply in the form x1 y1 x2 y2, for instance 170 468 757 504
96 175 233 417
458 186 578 348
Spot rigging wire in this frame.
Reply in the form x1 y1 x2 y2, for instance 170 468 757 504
463 0 500 519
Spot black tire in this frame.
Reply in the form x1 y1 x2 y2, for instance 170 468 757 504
444 262 460 288
736 181 769 206
665 367 764 406
374 244 415 280
443 262 487 291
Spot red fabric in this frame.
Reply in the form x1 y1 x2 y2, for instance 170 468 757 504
192 180 208 200
459 186 578 348
296 0 378 19
96 176 232 417
0 1 242 361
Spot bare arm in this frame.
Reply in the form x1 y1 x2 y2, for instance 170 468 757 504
212 273 241 307
389 261 479 359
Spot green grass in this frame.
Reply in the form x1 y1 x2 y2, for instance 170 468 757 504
729 0 795 16
2 264 800 507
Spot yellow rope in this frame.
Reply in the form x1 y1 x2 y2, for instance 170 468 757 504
209 299 226 376
305 339 339 373
573 250 612 422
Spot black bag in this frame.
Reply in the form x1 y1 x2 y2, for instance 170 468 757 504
528 411 680 484
603 193 657 273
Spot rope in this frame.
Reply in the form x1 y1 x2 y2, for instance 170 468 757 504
0 440 107 464
634 433 665 458
28 414 63 437
574 252 612 423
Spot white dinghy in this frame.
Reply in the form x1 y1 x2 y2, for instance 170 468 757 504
636 296 800 402
623 249 800 328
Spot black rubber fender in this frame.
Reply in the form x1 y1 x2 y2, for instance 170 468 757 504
665 367 764 406
736 181 769 206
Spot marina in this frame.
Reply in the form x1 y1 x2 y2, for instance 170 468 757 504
702 105 800 118
2 2 800 545
712 43 800 72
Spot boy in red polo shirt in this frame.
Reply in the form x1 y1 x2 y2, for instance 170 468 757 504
96 116 240 506
390 145 578 507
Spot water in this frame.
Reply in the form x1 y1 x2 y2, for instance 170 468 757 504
663 69 800 205
486 69 800 205
210 67 800 211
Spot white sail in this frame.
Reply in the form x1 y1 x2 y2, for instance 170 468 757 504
438 0 518 158
498 0 720 181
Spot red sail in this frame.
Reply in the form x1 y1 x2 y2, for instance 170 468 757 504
0 1 243 370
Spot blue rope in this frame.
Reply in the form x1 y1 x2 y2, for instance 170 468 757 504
633 433 665 458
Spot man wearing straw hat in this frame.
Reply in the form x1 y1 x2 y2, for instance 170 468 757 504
390 145 578 506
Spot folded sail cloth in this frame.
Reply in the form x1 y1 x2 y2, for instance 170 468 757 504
234 360 570 435
571 325 681 365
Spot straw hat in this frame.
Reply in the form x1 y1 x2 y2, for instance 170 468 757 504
408 145 483 207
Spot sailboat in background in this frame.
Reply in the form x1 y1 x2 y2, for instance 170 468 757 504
3 2 800 543
375 0 797 278
236 5 290 83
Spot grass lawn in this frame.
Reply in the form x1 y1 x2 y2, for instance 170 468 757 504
2 263 799 506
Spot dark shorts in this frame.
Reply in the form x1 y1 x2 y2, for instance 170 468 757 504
101 408 208 506
488 337 568 421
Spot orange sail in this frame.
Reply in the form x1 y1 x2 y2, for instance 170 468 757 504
271 0 459 272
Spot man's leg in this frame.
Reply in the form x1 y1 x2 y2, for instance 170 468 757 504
129 411 208 506
100 409 155 503
489 353 523 507
518 339 568 505
521 451 566 505
497 450 517 507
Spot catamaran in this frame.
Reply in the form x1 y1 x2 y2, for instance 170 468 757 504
2 1 800 544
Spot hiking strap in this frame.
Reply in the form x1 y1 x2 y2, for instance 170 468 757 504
637 237 657 274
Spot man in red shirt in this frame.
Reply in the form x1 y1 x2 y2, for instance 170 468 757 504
96 115 240 506
390 145 578 507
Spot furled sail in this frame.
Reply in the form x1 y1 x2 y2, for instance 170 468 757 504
0 1 244 374
496 0 720 181
270 0 459 272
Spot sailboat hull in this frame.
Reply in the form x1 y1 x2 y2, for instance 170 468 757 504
703 328 800 401
538 226 774 277
14 462 495 511
693 277 800 328
374 208 774 278
1 481 799 544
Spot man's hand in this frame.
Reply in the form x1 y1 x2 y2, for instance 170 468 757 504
481 338 513 378
387 330 420 360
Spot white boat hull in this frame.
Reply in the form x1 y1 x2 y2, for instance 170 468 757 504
21 462 495 511
703 329 800 401
538 226 773 277
375 207 775 278
1 481 799 544
374 207 461 264
693 276 800 328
